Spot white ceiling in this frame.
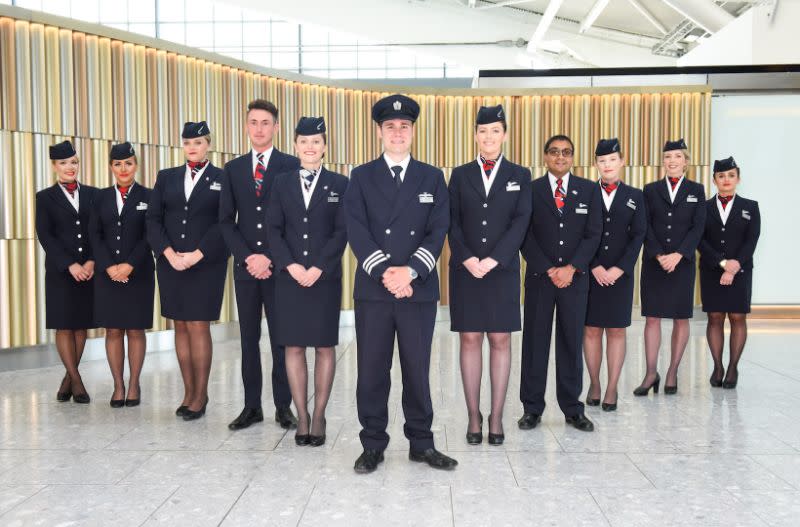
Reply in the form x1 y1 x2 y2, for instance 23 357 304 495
226 0 765 72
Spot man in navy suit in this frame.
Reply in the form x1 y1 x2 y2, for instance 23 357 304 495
219 99 300 431
344 94 457 473
519 135 602 432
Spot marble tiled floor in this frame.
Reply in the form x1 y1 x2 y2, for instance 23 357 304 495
1 318 800 526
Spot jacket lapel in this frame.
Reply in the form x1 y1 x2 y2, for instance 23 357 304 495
561 174 579 219
389 158 425 224
187 164 214 206
465 161 487 201
119 183 139 218
535 176 561 218
286 170 305 209
486 158 513 201
657 178 673 206
373 157 400 204
50 184 78 216
606 181 626 215
307 168 332 211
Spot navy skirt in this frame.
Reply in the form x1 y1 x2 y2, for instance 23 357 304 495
45 270 97 329
586 272 635 328
156 257 227 321
94 268 155 329
640 257 696 319
273 271 341 347
701 268 753 314
449 267 521 333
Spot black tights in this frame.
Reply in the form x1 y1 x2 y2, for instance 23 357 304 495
55 329 88 395
105 329 147 400
706 312 748 383
174 321 213 411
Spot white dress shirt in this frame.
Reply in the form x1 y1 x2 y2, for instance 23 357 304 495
383 153 411 183
477 154 503 195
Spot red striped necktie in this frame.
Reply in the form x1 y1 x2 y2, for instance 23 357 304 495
480 155 497 180
118 184 131 201
254 153 267 197
187 160 208 180
554 179 565 213
668 176 681 191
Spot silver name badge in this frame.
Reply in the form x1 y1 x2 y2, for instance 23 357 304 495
686 195 697 203
627 200 636 210
575 208 588 214
506 182 520 192
210 182 222 191
328 196 339 203
136 202 148 210
419 192 434 204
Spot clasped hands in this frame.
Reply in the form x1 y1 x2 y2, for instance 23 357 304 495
165 247 204 272
382 266 414 299
720 258 741 286
106 263 133 283
591 265 624 287
68 260 95 282
463 257 498 279
656 252 682 273
547 265 576 288
287 263 323 287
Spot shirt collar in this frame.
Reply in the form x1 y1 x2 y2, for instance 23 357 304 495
383 153 411 172
548 171 570 188
252 146 274 166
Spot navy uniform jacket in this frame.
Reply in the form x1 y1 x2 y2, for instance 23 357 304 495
592 182 647 274
266 168 349 279
36 183 99 271
522 174 602 282
698 196 760 271
643 178 706 261
448 158 532 271
219 149 300 280
146 164 229 263
89 184 154 274
344 156 449 302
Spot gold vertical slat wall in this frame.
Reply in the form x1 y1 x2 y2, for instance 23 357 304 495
0 16 712 348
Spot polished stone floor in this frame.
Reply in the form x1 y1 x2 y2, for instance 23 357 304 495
1 318 800 526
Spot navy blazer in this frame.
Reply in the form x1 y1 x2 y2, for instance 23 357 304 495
266 168 349 279
591 182 647 275
698 195 760 271
35 183 99 272
522 173 602 280
146 163 229 264
643 178 706 261
219 149 300 280
344 156 449 302
89 184 154 274
448 158 532 270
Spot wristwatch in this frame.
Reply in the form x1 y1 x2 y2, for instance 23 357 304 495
719 259 728 269
408 266 418 280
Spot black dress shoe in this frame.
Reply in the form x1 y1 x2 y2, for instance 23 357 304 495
110 398 125 408
125 384 140 407
275 407 298 429
354 449 384 474
73 392 91 404
565 414 595 432
487 415 504 445
517 413 541 430
183 398 209 421
56 375 71 402
309 418 326 447
409 448 458 470
175 405 189 417
633 373 661 396
228 407 264 431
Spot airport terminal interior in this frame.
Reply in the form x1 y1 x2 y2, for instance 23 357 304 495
0 1 798 525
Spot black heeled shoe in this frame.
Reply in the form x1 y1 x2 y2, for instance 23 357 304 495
487 414 504 446
709 366 725 388
633 373 660 396
585 385 601 406
466 411 483 445
71 375 91 404
182 397 208 421
664 380 678 395
57 375 72 402
309 417 326 447
110 384 125 408
722 372 738 389
601 396 618 412
125 384 141 407
295 413 311 446
175 405 189 416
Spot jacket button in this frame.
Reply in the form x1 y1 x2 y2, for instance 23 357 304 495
604 232 609 236
667 225 671 229
117 221 121 226
77 234 82 238
386 253 391 258
558 257 563 262
116 236 120 240
483 203 488 208
481 238 487 243
559 223 564 228
482 220 487 225
115 250 120 254
666 238 671 242
256 206 261 211
604 245 609 250
606 218 611 222
75 220 80 225
385 229 391 234
410 231 415 235
78 247 83 252
303 217 308 222
303 234 308 239
257 241 262 246
184 206 188 210
559 240 564 245
721 240 726 244
182 220 186 224
257 223 262 229
303 251 308 256
667 212 672 216
721 228 725 232
181 234 185 239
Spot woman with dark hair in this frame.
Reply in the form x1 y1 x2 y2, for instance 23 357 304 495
89 142 154 407
147 121 229 420
583 138 646 412
267 117 348 446
699 156 760 389
448 105 531 445
36 140 99 404
636 139 706 396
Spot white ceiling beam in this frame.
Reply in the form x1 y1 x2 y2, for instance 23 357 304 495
475 0 534 10
526 0 564 52
626 0 668 34
579 0 610 34
660 0 736 33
